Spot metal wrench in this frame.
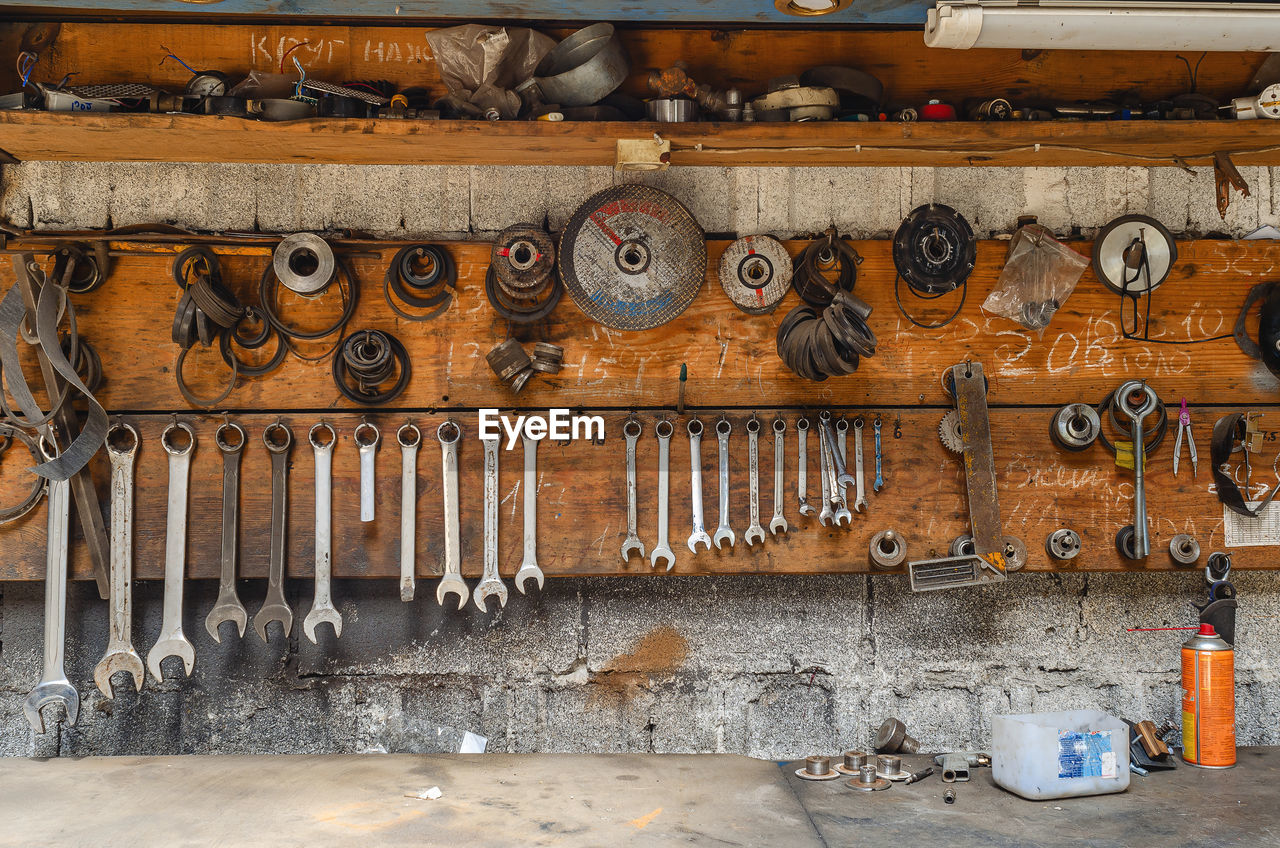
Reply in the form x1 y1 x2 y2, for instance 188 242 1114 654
816 421 833 527
95 422 144 698
205 420 247 642
621 418 645 562
398 422 421 602
835 418 850 510
713 417 736 549
25 438 77 732
744 416 765 547
820 413 852 526
436 421 468 609
355 420 379 523
770 418 788 535
147 422 196 683
852 417 868 513
304 422 342 642
651 419 676 570
516 432 545 594
687 419 712 553
474 435 508 611
796 417 816 517
1116 381 1159 559
873 416 884 493
254 421 293 642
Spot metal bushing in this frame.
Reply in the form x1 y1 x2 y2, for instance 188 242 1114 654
869 530 907 570
1170 534 1201 566
1046 528 1082 560
948 535 975 558
486 339 532 382
835 750 869 775
848 763 890 791
875 718 920 754
877 754 910 781
273 233 336 296
795 755 840 781
530 342 565 374
1050 403 1102 451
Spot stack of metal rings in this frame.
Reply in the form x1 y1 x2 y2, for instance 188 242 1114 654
776 290 877 381
332 328 411 405
530 342 564 374
383 243 456 321
485 224 562 323
486 338 536 393
171 246 245 349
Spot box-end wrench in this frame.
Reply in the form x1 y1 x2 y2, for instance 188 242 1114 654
25 438 77 732
836 417 851 512
1116 381 1159 559
254 421 293 642
852 417 868 513
516 432 545 594
687 418 712 553
796 417 816 518
744 416 765 547
621 418 645 562
147 422 196 683
95 422 144 698
436 421 468 609
873 416 884 493
398 422 421 602
816 420 833 526
304 422 342 642
819 413 852 526
474 435 508 611
650 419 676 570
770 418 788 535
355 420 380 523
205 420 247 642
713 417 735 549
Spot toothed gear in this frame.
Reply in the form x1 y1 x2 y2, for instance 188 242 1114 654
939 410 964 454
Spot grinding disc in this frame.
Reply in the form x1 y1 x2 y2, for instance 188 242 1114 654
559 185 706 331
718 235 792 315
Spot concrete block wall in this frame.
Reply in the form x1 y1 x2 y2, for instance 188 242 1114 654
0 161 1277 758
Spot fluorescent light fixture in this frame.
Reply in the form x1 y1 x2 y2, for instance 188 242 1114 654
925 1 1280 50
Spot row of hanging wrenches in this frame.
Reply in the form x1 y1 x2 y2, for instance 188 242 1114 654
621 411 886 572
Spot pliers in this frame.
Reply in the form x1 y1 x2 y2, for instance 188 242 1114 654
1174 398 1197 478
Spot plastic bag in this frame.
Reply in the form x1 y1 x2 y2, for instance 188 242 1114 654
425 25 554 93
983 225 1089 335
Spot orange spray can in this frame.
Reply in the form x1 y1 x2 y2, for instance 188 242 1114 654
1181 624 1235 768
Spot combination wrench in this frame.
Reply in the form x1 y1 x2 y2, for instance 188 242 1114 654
713 417 735 549
355 420 380 523
820 412 851 526
796 417 816 517
304 422 342 642
147 421 196 683
474 434 508 611
650 419 676 570
873 416 884 492
205 420 247 642
687 418 712 553
770 418 788 535
1116 381 1159 559
515 432 545 594
816 420 833 526
254 421 293 642
95 422 144 698
744 416 765 546
835 418 850 512
852 417 868 513
621 418 645 562
398 422 421 602
25 437 77 732
436 421 468 608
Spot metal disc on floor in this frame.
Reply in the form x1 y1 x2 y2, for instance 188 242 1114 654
718 234 792 315
558 184 706 331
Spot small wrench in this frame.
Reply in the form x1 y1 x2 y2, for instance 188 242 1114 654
205 420 247 642
835 417 850 510
651 419 676 570
820 412 851 526
304 422 342 642
95 422 144 698
713 417 735 549
515 432 545 594
398 422 421 602
770 418 788 535
852 417 868 513
436 421 468 609
816 421 833 527
621 418 645 562
873 416 884 492
744 416 765 547
796 417 816 517
687 418 712 553
474 435 508 611
147 422 196 683
25 438 76 732
355 420 379 523
254 421 293 642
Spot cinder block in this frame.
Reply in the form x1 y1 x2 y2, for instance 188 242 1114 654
1078 572 1203 673
727 674 841 760
932 167 1026 236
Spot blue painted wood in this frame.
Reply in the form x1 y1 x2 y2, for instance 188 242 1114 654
1 0 931 25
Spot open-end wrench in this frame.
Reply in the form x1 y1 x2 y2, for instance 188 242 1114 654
398 422 421 602
796 417 816 517
1116 381 1159 559
95 422 144 698
205 420 247 642
516 432 545 594
25 438 77 732
621 418 645 562
852 417 868 512
651 419 676 570
835 417 850 511
820 412 851 526
254 421 293 642
770 418 788 535
436 421 468 609
474 435 508 611
713 417 735 549
304 422 341 642
744 416 765 547
147 421 196 683
816 420 833 527
687 418 712 553
355 420 380 523
873 416 884 493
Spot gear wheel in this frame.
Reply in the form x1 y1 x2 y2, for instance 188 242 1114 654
938 410 964 454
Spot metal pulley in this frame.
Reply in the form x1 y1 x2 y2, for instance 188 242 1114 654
892 204 976 296
272 233 336 296
559 185 706 331
718 235 792 315
1091 214 1177 297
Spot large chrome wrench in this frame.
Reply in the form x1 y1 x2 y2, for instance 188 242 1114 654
304 422 342 642
852 416 868 513
820 413 852 526
355 420 379 523
796 417 816 517
713 417 735 549
205 420 247 642
770 418 788 535
650 419 676 570
253 421 293 642
1116 381 1159 559
687 418 712 553
95 422 144 698
744 416 765 547
147 422 196 683
835 418 851 515
515 432 545 594
436 421 468 609
398 422 421 601
25 438 77 732
621 418 645 562
474 435 508 611
816 419 833 526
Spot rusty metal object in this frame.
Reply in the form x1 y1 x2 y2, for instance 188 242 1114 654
876 717 921 754
795 755 841 781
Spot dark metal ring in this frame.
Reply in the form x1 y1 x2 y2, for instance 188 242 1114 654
332 330 411 405
0 425 45 525
484 265 563 324
220 323 287 379
176 344 238 408
259 255 358 342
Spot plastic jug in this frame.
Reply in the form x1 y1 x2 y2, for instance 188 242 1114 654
992 710 1130 800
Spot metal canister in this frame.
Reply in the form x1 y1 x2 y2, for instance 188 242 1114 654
1181 624 1235 768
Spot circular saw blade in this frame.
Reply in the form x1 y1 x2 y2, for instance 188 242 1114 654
718 235 792 315
559 185 706 331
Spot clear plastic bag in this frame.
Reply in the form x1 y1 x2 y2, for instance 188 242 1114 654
982 225 1089 335
425 25 554 94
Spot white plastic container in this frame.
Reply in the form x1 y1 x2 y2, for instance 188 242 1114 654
991 710 1130 800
